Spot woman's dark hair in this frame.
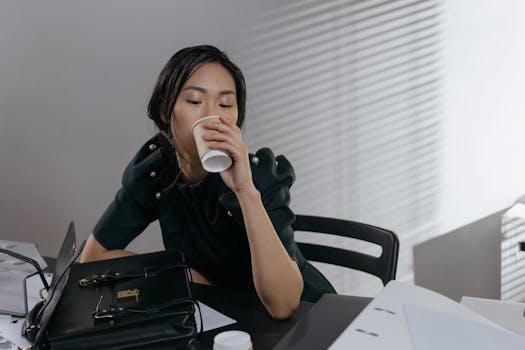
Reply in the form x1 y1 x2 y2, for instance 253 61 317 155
148 45 246 132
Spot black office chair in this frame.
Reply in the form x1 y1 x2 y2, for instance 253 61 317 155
292 215 399 286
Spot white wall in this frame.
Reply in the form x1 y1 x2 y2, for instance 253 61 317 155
438 0 525 233
0 0 280 256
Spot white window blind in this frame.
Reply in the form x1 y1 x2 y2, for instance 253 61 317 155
233 0 442 295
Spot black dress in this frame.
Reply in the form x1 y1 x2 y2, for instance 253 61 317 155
93 134 335 302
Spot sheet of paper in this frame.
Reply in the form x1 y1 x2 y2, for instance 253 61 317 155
328 281 502 350
196 301 236 332
0 316 19 350
0 314 31 349
461 296 525 337
0 333 18 350
404 303 525 350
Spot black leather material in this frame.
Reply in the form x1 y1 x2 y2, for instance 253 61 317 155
44 251 198 350
51 222 78 285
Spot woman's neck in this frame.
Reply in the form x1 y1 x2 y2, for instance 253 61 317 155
175 148 209 185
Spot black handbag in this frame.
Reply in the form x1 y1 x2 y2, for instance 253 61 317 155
22 223 201 350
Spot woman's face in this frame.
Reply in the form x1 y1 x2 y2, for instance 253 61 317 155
170 62 238 158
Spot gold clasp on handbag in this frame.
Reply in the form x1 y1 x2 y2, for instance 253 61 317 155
79 271 121 287
38 287 47 301
93 310 120 319
23 323 40 339
117 288 140 303
79 274 98 287
92 296 124 320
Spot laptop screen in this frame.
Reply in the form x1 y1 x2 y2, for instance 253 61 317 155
51 222 77 286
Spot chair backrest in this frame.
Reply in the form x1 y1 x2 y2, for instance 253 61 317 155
292 215 399 286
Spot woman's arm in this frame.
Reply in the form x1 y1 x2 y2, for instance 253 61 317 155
204 116 303 319
80 234 136 263
237 187 304 320
80 234 214 285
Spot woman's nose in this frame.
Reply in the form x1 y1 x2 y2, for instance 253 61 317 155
204 103 224 117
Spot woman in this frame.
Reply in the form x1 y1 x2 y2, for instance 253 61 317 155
80 45 335 319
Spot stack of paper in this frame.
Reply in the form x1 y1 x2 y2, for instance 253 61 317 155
0 240 47 316
0 315 32 350
328 281 525 350
461 296 525 337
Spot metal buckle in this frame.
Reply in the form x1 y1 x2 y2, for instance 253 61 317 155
78 274 99 287
38 287 47 301
23 323 40 338
92 296 125 320
79 271 120 287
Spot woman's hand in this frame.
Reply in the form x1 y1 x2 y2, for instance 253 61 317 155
201 115 255 194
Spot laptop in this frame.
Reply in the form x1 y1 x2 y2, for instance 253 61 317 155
51 222 78 285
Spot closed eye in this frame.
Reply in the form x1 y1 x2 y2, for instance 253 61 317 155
220 104 233 108
187 100 201 105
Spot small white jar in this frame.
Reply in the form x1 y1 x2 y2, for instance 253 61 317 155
213 330 253 350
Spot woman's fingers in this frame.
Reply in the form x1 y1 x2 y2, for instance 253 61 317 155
204 133 245 154
219 115 235 126
202 131 247 160
200 115 248 163
201 119 242 145
202 121 239 136
201 132 228 142
208 140 246 160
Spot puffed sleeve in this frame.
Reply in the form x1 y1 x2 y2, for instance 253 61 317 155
218 148 300 260
92 135 170 250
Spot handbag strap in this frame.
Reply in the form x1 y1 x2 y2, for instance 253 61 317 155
78 263 187 287
92 294 204 337
92 295 198 319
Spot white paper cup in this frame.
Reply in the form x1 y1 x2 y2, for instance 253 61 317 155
191 116 232 173
213 331 253 350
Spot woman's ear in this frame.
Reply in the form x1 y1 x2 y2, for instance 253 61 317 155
160 110 173 131
160 111 168 125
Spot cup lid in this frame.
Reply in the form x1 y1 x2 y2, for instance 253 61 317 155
213 330 252 350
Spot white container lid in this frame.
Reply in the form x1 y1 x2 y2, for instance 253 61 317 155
213 330 252 350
